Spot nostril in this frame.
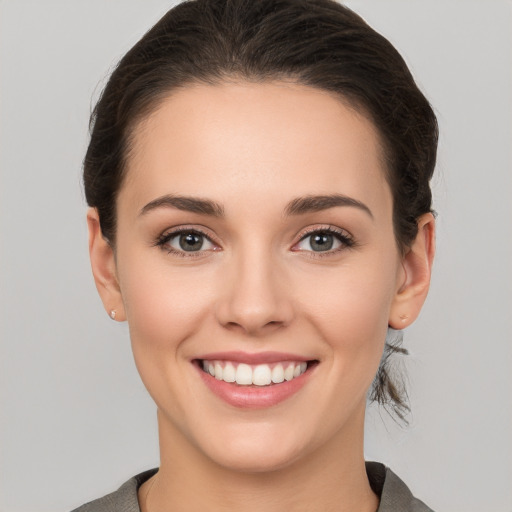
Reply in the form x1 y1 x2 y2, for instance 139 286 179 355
222 319 285 336
214 284 294 335
224 321 247 333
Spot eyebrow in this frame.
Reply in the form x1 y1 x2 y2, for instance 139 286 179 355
139 193 373 219
284 194 374 219
139 195 225 217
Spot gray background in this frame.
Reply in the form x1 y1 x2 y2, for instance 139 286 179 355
1 1 511 511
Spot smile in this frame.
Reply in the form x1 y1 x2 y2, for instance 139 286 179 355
201 360 308 386
194 353 318 409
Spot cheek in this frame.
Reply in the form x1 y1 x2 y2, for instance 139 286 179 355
301 256 397 332
297 254 398 386
116 255 219 419
116 249 217 368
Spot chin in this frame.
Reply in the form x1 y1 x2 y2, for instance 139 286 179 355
190 418 321 474
206 440 305 474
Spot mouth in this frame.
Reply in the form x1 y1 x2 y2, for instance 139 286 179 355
197 359 314 386
193 354 319 408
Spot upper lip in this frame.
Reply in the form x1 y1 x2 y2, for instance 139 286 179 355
194 351 314 364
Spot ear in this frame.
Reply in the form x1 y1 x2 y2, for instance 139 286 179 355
87 208 126 322
389 213 435 329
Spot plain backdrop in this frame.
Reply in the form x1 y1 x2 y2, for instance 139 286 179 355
1 1 511 511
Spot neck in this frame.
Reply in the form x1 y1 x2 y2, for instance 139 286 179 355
139 407 378 512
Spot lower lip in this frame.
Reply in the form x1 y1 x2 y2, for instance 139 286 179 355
195 362 315 409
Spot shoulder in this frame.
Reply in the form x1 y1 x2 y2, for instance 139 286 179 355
70 468 158 512
366 461 434 512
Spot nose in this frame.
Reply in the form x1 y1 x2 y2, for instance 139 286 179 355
214 249 294 336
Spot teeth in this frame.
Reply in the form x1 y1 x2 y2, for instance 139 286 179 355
202 360 309 386
284 364 295 381
252 365 271 386
271 365 285 384
223 362 236 383
235 363 253 385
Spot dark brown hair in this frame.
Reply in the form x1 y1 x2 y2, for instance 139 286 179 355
83 0 438 419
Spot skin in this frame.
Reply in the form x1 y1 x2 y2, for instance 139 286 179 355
88 81 435 512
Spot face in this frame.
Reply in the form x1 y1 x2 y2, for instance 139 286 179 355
98 82 411 472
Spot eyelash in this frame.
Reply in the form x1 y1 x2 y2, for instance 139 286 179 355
154 225 355 258
154 227 217 258
292 225 356 258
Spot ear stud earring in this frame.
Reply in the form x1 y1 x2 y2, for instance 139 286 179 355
110 310 116 320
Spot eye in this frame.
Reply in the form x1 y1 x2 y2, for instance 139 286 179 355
293 227 354 254
156 228 217 255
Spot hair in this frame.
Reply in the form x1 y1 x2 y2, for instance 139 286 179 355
83 0 438 420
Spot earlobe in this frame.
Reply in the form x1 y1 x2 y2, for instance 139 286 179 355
389 213 435 329
87 208 126 322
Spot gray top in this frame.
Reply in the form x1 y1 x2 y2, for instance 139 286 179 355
71 462 433 512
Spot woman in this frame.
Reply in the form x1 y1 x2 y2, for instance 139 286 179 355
74 0 437 510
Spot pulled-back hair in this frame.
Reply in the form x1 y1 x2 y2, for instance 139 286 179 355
83 0 438 419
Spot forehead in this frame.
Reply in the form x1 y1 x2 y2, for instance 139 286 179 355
121 81 390 216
